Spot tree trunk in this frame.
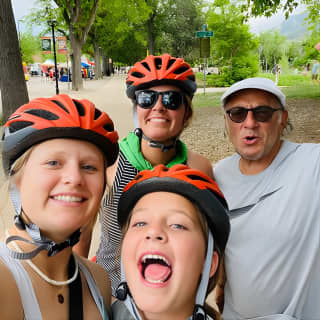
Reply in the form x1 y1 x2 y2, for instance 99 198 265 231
69 34 83 91
94 43 102 79
102 52 107 77
147 14 155 55
0 0 29 122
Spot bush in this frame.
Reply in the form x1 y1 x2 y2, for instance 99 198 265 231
196 54 258 87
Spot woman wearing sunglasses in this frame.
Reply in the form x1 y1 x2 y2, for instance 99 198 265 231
76 54 214 297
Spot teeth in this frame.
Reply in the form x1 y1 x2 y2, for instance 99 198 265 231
144 278 165 284
142 254 169 266
53 195 83 202
150 118 166 122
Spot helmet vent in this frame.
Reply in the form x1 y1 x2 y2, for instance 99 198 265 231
173 66 189 74
9 121 34 133
24 109 59 120
155 58 162 70
52 99 69 113
186 174 211 183
103 123 114 132
131 72 144 79
94 108 101 120
73 100 85 116
133 174 143 181
167 59 176 69
141 62 151 71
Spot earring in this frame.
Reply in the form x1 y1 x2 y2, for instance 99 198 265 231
115 282 130 301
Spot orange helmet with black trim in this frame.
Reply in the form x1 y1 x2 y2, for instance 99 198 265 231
118 164 230 254
2 94 119 175
126 54 197 99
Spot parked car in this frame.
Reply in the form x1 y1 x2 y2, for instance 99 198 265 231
30 63 41 76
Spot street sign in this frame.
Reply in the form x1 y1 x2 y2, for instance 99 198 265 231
196 31 213 38
200 38 210 58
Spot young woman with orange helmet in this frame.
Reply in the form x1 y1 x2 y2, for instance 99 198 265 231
78 54 214 297
0 94 118 319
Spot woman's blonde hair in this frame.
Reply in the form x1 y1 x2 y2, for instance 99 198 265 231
0 147 34 230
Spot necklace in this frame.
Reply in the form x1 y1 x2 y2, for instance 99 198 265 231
6 230 79 286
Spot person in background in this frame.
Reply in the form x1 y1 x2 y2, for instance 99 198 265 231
0 95 119 319
112 164 230 320
75 53 214 297
311 59 319 82
214 77 320 319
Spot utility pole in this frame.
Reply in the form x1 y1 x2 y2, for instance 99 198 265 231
48 19 59 95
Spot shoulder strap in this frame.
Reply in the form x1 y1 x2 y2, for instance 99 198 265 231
77 258 109 320
0 242 42 320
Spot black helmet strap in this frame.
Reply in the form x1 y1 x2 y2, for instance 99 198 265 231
134 128 177 152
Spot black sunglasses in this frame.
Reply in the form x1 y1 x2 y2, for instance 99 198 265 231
226 106 283 123
135 90 185 110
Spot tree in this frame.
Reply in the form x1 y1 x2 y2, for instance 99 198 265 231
156 0 204 59
84 0 150 66
20 32 42 64
206 0 258 84
0 0 29 122
27 0 100 91
54 0 100 90
259 31 286 72
240 0 299 18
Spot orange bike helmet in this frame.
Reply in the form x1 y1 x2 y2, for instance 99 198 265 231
118 164 230 254
2 94 119 175
126 53 197 99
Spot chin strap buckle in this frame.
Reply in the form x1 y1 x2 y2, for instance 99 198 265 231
47 229 81 257
193 304 207 320
115 281 130 301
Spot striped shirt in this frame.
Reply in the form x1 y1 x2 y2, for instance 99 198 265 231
96 151 139 295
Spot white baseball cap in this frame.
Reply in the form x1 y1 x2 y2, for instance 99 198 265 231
221 77 286 108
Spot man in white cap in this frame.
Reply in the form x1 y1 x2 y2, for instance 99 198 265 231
214 77 320 319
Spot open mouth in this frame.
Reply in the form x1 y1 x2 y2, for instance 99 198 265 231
244 135 257 143
140 254 172 284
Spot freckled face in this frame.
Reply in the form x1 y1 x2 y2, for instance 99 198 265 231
15 139 105 242
122 192 207 319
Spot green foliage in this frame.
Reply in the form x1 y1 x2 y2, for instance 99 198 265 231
259 30 287 71
155 0 204 59
20 32 42 63
205 0 258 84
240 0 300 19
196 54 258 87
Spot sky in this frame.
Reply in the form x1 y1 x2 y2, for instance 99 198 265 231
11 0 37 21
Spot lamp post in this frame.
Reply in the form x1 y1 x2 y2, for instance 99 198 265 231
48 19 59 95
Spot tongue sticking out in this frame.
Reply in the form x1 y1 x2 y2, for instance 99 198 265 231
144 263 171 282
